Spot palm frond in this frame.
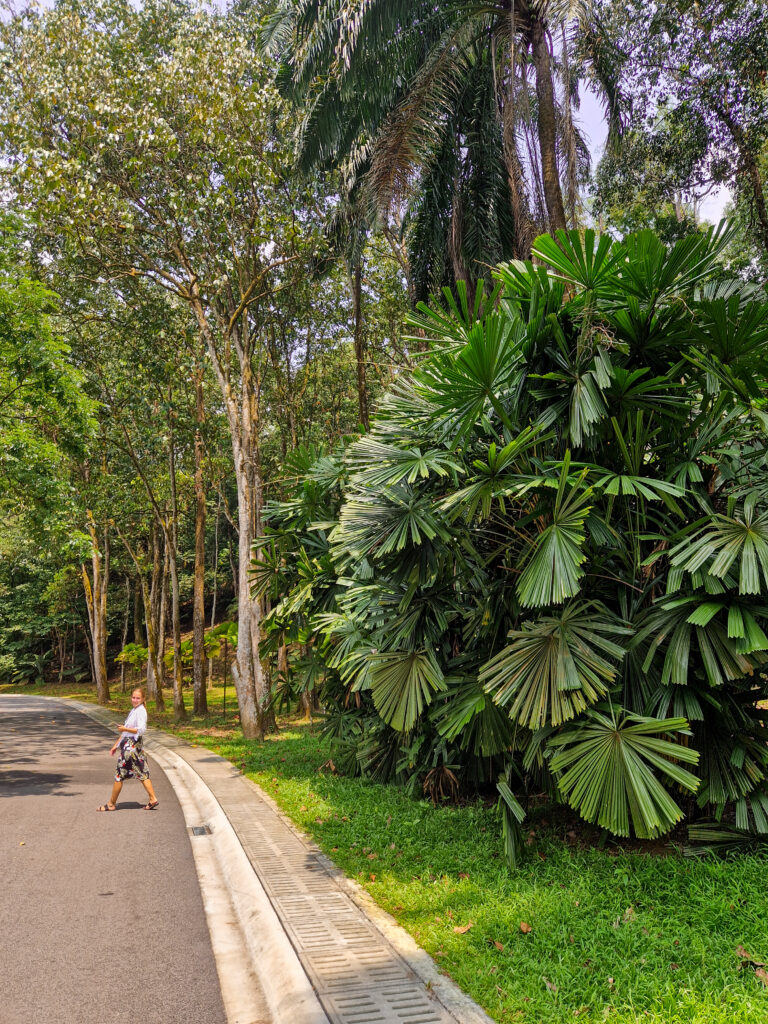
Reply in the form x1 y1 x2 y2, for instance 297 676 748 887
480 601 630 729
549 707 700 838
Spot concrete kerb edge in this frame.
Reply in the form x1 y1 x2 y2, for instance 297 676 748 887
61 697 496 1024
63 697 329 1024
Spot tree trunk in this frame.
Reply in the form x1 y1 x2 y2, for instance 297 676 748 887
501 18 535 257
208 493 221 689
231 430 268 739
82 513 110 704
167 404 186 722
188 296 267 740
133 574 143 645
351 263 369 430
120 577 130 693
560 25 579 229
168 544 185 720
56 627 66 685
145 523 165 710
530 17 567 234
193 360 207 714
158 535 169 701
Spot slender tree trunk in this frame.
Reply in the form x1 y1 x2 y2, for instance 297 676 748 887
350 262 369 430
500 13 535 256
145 523 165 709
166 404 186 722
56 627 66 685
82 513 110 704
530 16 567 233
83 619 95 688
207 493 221 689
188 295 267 740
133 576 143 645
231 428 268 738
120 577 130 693
193 359 207 714
167 545 185 719
277 640 288 687
158 538 169 699
560 26 579 229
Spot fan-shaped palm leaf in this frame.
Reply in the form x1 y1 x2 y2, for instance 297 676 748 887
548 707 700 838
516 454 593 608
480 601 630 729
634 596 767 688
669 496 768 596
414 312 526 439
369 649 446 732
431 670 517 756
531 227 624 291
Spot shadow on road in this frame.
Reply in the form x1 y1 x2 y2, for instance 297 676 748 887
0 769 74 796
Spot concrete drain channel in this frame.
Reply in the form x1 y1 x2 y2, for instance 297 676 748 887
194 763 459 1024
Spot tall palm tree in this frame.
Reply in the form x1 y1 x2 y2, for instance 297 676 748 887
264 0 592 300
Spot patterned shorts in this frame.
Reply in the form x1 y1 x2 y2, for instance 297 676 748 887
115 737 149 782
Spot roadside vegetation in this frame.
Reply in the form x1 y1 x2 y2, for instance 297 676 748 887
4 681 768 1023
2 2 768 1021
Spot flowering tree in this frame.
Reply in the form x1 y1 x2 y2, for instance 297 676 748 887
0 0 325 735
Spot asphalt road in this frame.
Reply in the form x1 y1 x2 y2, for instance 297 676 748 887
0 694 228 1024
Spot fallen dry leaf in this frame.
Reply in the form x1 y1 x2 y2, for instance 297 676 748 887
622 906 636 923
670 963 680 971
736 945 766 966
520 921 532 934
492 940 504 952
458 871 469 879
543 977 557 992
607 977 615 991
755 968 768 987
453 921 474 934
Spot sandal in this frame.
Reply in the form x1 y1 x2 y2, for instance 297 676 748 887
97 803 116 812
142 801 159 811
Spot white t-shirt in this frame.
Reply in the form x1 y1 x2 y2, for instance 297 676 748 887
122 705 147 742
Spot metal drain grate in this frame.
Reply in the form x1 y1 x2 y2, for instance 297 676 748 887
189 824 212 836
184 757 462 1024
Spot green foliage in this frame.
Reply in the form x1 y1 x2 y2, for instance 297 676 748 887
188 719 768 1024
116 642 148 669
266 226 768 860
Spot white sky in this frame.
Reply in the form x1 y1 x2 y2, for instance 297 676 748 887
578 86 732 224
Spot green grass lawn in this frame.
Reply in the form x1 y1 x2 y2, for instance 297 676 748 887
6 682 768 1023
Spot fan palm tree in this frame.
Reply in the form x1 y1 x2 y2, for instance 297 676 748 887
256 222 768 860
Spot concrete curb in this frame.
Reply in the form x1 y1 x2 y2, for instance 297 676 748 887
61 697 497 1024
67 698 329 1024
